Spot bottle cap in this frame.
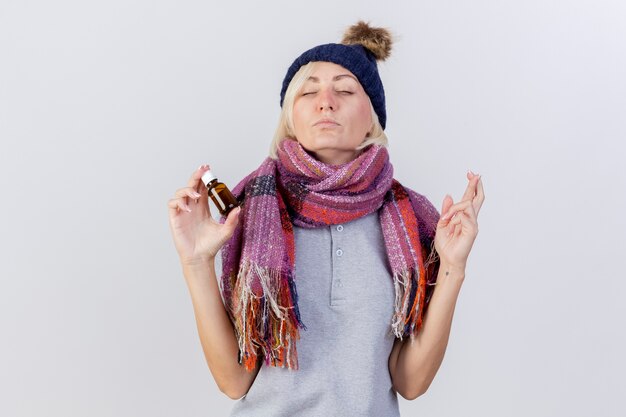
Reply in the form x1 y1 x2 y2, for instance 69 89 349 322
201 170 217 186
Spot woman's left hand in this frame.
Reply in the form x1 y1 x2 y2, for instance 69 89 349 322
434 171 485 271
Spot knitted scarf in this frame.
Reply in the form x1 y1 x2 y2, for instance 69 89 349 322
219 139 441 372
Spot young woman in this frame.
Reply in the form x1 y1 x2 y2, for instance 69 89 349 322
168 21 484 417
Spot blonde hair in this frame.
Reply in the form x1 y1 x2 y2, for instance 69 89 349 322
269 62 388 159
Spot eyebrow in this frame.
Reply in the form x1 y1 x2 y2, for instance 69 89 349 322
305 74 358 83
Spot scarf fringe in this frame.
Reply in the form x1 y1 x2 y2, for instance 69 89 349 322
231 261 306 372
391 266 428 339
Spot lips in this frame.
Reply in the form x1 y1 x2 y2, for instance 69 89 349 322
314 118 340 127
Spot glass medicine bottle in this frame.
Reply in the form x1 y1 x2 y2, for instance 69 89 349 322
201 169 239 216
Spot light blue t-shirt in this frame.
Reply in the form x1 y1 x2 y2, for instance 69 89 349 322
229 212 401 417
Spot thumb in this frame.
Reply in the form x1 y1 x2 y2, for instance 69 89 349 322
440 194 453 219
223 206 241 230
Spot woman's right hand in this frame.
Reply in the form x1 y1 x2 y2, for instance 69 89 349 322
168 164 241 266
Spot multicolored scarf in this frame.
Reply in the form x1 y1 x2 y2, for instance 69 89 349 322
219 139 440 372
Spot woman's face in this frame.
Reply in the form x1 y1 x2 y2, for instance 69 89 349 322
292 62 372 165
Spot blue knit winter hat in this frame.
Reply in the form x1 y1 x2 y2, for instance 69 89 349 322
280 21 393 129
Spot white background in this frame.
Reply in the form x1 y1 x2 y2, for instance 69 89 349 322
1 0 624 416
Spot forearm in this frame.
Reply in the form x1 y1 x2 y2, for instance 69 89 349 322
181 259 256 399
394 263 465 399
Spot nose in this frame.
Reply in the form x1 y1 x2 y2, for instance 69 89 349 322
317 88 336 111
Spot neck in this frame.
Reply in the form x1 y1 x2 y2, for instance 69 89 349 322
309 149 362 166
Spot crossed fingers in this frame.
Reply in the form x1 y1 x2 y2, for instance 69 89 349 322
440 174 484 235
460 174 484 215
441 199 476 227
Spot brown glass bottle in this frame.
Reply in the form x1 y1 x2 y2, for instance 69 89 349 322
201 169 239 216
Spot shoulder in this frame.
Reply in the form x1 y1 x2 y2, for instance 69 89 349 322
231 157 277 198
404 187 440 240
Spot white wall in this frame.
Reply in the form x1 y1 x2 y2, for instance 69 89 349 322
1 0 624 416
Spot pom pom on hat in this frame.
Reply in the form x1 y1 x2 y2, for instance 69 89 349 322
280 21 392 129
341 21 392 61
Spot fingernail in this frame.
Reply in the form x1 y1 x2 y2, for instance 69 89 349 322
192 191 201 197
